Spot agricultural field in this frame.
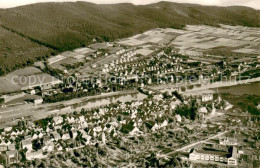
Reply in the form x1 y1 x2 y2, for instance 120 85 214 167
116 24 260 61
0 77 21 94
117 28 180 46
0 67 61 94
172 25 260 56
45 24 260 79
48 48 95 71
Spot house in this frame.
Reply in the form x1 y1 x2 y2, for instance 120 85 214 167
160 120 168 128
43 142 54 152
34 98 43 105
93 126 102 133
129 127 142 136
199 107 208 113
26 150 43 160
21 140 32 151
51 132 61 141
43 135 51 144
32 134 38 140
170 100 181 110
224 102 233 111
4 127 12 132
67 117 75 124
53 116 63 125
151 123 160 132
57 145 63 151
219 137 238 146
257 104 260 110
24 135 32 140
202 93 213 102
72 130 78 139
38 132 43 138
175 115 182 122
79 116 85 122
62 133 70 140
7 144 15 151
30 90 36 95
5 150 18 165
0 145 7 152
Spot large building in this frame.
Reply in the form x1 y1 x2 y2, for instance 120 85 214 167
189 146 238 166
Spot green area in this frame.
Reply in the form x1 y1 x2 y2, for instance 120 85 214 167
240 68 260 79
0 98 4 104
174 99 198 120
221 93 260 115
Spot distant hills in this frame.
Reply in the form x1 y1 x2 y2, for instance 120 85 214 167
0 1 259 75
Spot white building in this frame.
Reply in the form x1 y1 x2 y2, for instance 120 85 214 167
219 137 238 146
189 147 238 166
202 93 213 102
26 150 43 160
34 98 43 105
21 140 32 151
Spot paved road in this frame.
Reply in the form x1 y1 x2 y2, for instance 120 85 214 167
166 131 228 156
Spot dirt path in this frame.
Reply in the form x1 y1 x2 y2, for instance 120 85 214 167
166 131 228 156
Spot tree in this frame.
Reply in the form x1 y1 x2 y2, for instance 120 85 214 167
32 139 43 151
247 105 260 115
190 99 198 120
172 91 183 102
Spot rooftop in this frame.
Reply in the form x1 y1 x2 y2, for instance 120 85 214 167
193 149 230 157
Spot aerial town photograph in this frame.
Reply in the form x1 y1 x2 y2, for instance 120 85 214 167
0 0 259 167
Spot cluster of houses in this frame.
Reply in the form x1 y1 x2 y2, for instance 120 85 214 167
101 51 137 73
0 89 230 166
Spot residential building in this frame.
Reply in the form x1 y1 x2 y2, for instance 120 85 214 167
62 133 70 140
202 93 213 102
5 150 18 165
34 98 43 105
21 140 32 151
0 145 7 152
7 144 15 151
51 132 61 141
26 150 43 160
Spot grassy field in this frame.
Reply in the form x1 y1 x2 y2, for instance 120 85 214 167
0 1 259 75
221 93 260 115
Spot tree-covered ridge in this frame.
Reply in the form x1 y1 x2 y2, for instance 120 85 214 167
0 1 259 75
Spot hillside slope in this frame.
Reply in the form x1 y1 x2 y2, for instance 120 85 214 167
0 1 259 75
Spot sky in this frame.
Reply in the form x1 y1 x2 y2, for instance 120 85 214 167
0 0 259 9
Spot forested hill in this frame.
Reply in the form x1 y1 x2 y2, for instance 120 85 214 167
0 1 259 75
